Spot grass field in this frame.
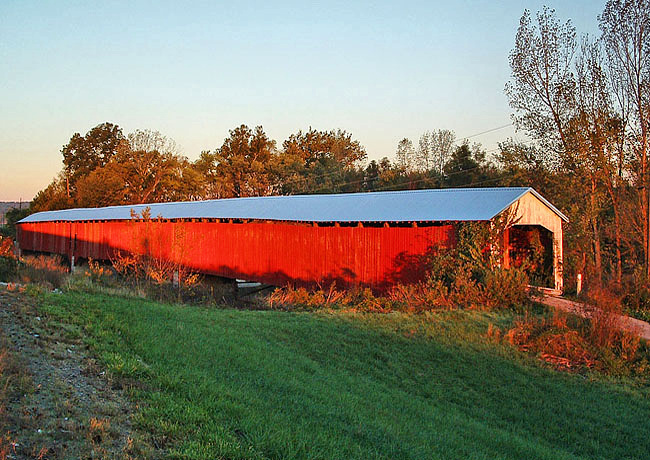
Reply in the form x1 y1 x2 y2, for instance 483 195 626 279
34 290 650 459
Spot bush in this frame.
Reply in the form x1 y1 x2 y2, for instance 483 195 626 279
586 287 623 349
0 257 17 282
388 279 451 312
505 312 596 370
622 268 650 322
483 267 529 310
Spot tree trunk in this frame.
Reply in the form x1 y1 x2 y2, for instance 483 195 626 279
590 177 602 284
605 181 623 286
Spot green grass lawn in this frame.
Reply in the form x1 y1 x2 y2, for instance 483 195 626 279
36 290 650 459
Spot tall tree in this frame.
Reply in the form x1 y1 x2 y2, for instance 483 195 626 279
600 0 650 277
279 128 367 194
444 143 486 187
416 130 456 174
61 122 124 196
210 125 278 198
416 133 432 171
505 7 577 160
395 138 416 172
75 130 202 206
432 129 456 176
30 174 72 212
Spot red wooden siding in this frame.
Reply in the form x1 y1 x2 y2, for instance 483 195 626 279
16 220 455 290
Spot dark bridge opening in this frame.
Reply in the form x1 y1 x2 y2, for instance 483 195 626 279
508 225 554 289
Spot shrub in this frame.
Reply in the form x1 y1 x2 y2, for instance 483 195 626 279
622 268 650 322
0 257 17 282
483 267 529 310
84 258 114 285
585 287 622 349
388 279 451 312
449 264 484 309
505 312 597 370
0 236 14 258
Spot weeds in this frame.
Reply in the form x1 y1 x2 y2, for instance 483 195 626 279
110 209 203 302
19 254 68 288
622 267 650 322
0 236 17 282
0 335 20 460
501 308 647 377
505 312 596 371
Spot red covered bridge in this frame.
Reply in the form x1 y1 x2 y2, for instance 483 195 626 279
16 187 568 292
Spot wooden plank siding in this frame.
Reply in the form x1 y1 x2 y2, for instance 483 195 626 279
16 220 455 291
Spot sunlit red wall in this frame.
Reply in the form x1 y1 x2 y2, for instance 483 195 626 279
16 220 455 290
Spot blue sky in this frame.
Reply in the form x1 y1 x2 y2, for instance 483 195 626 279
0 0 603 201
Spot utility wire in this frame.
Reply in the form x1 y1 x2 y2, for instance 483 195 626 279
458 123 513 140
263 122 514 194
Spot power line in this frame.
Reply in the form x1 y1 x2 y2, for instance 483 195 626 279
259 122 514 194
459 123 513 140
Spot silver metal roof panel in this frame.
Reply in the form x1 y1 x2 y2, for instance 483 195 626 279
18 187 568 224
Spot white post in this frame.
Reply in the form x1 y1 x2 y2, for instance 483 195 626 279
576 273 582 296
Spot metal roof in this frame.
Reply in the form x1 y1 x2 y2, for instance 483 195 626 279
18 187 569 224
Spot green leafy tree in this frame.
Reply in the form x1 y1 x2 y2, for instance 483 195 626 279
206 125 278 198
444 144 486 187
279 128 367 194
61 122 124 196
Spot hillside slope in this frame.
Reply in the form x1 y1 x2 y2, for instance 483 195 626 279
5 289 650 459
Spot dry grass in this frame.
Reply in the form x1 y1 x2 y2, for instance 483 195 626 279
267 268 530 313
88 417 110 445
505 312 597 371
268 284 403 312
587 287 623 348
19 254 68 288
500 307 646 375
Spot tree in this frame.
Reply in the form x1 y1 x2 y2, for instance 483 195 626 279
75 130 202 206
395 138 416 172
600 0 650 277
61 122 124 196
431 129 456 176
279 128 367 194
566 37 627 283
193 150 225 199
416 133 432 171
444 144 485 187
31 175 73 212
207 125 278 198
505 7 577 160
506 5 641 288
416 130 456 174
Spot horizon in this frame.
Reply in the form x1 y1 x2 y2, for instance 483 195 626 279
0 0 602 201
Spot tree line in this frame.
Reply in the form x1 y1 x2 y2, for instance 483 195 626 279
9 0 650 298
30 122 497 212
